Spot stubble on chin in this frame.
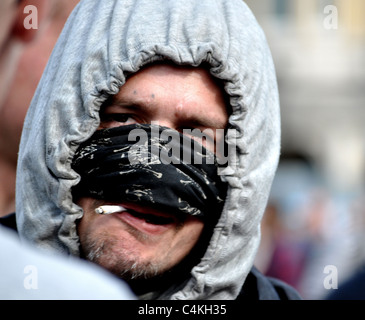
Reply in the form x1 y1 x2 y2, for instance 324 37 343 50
79 229 163 281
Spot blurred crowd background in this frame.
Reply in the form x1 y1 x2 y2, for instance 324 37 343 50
246 0 365 299
1 0 364 300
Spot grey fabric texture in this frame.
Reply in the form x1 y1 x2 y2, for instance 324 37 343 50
16 0 281 300
0 226 136 300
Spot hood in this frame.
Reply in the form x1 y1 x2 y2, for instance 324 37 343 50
16 0 280 300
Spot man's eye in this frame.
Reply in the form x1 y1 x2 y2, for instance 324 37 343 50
100 113 138 127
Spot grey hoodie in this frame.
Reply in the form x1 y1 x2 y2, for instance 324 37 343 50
16 0 281 300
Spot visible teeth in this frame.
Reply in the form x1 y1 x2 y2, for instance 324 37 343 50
95 205 126 215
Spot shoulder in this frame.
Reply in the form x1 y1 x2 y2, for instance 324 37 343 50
237 267 302 300
0 213 17 232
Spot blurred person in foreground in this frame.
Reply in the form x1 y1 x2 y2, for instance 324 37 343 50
1 0 301 300
0 0 135 300
0 0 79 215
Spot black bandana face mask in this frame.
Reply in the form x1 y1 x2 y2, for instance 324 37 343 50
72 124 227 221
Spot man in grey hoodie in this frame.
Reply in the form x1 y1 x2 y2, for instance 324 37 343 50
5 0 301 300
0 0 135 300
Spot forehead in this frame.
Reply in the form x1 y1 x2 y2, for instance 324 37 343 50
101 63 230 129
121 63 224 97
111 63 229 124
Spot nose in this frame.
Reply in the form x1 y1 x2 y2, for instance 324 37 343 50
150 104 186 131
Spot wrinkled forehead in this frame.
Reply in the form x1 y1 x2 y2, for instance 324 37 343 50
104 62 232 119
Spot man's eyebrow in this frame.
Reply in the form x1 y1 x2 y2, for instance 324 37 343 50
185 117 227 130
110 102 140 110
104 96 228 129
106 94 154 109
100 96 142 113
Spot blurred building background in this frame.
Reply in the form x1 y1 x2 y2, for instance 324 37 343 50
246 0 365 299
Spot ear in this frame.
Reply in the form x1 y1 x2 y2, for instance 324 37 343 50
11 0 50 43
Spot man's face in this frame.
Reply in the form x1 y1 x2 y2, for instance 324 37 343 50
77 64 228 280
